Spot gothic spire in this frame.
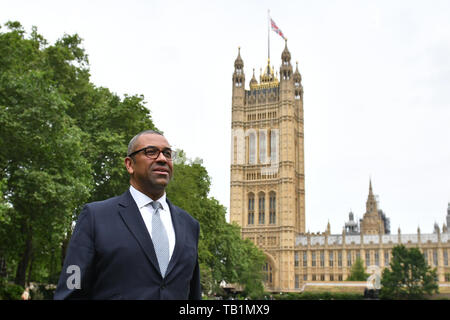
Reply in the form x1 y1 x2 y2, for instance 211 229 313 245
280 39 292 81
233 47 245 89
366 179 378 214
234 47 244 70
281 39 291 64
250 68 258 88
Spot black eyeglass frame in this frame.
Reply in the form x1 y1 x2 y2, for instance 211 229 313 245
127 145 176 161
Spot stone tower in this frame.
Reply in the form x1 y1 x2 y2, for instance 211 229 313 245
229 41 305 291
360 180 387 235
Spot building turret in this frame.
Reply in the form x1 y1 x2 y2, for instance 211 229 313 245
233 47 245 91
293 61 303 100
231 47 246 167
434 222 440 234
249 69 258 89
345 211 360 235
280 40 292 82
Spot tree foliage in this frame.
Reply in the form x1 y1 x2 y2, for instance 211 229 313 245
0 21 266 298
346 257 369 281
166 154 266 298
380 245 439 299
0 21 156 286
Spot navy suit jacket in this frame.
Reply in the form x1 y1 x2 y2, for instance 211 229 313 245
54 190 201 300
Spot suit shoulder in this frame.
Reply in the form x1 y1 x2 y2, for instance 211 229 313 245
81 193 127 219
85 193 123 209
169 202 199 226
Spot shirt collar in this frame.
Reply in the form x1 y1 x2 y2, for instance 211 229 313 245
129 185 167 211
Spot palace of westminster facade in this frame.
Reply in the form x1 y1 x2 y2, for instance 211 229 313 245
229 42 450 292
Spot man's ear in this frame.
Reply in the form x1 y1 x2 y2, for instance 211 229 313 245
124 157 134 175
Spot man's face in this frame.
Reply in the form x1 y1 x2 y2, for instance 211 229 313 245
125 133 173 194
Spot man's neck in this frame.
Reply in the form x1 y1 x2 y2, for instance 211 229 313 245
130 182 165 201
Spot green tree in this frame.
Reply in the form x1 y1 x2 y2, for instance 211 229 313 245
380 245 438 299
346 257 369 281
48 35 158 266
0 21 264 298
0 21 157 286
0 22 93 286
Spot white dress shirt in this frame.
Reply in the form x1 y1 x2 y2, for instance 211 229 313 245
129 185 176 260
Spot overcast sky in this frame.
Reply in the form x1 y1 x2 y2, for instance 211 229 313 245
2 0 449 234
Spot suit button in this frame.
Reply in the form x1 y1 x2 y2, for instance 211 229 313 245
161 284 166 289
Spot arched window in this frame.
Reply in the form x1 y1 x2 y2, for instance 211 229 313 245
269 192 276 224
263 262 273 284
248 193 255 225
258 192 265 224
249 132 256 164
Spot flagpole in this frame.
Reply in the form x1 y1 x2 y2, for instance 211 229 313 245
268 9 270 62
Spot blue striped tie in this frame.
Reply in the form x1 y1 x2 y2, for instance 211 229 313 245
150 201 169 277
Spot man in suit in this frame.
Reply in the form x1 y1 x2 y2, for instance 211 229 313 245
54 130 201 300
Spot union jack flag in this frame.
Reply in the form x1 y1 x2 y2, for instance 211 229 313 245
270 18 286 40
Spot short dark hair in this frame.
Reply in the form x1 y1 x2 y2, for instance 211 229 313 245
127 130 163 156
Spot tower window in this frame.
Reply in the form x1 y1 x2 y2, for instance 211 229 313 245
338 251 342 267
384 251 390 267
258 192 265 224
269 192 276 224
248 212 254 225
248 193 255 225
263 262 273 284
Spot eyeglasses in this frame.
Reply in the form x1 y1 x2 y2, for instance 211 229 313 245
128 146 176 161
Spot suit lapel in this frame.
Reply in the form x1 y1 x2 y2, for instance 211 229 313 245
117 190 161 276
165 199 186 278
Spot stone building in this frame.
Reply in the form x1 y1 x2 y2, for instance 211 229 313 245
230 41 305 290
229 45 450 292
295 186 450 290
